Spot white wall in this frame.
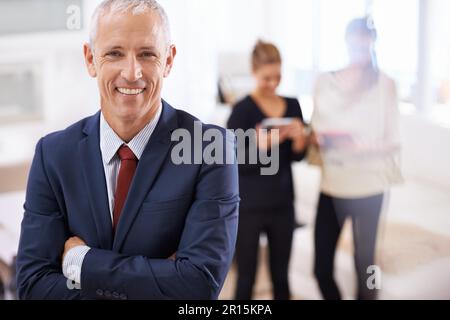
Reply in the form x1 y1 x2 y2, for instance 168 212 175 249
400 114 450 188
160 0 269 121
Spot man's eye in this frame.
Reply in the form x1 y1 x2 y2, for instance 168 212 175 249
139 52 156 58
106 51 122 57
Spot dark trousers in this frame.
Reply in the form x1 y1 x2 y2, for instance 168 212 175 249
314 192 384 300
234 206 294 300
0 278 4 300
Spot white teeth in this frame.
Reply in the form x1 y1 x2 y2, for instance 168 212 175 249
117 87 144 95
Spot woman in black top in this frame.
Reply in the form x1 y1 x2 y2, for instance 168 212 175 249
227 40 307 300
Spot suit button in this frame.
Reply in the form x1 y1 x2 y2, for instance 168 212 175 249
96 289 104 296
112 292 120 299
104 290 111 298
119 293 127 300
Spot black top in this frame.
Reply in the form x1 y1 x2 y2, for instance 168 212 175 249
227 95 305 211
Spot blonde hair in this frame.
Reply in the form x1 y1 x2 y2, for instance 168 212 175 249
251 40 281 71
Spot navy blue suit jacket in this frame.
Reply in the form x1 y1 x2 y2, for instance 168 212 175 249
16 100 239 299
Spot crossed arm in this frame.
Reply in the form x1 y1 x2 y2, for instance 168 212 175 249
16 138 239 300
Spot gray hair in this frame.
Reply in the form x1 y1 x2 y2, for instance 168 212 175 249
89 0 171 49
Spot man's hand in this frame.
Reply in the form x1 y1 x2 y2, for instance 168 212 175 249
62 236 86 261
168 253 176 261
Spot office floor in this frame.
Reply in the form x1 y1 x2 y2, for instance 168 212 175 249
219 163 450 300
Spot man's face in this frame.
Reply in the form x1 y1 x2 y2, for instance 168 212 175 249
84 10 175 122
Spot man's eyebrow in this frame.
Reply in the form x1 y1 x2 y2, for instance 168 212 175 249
102 46 160 52
105 46 124 51
139 46 158 51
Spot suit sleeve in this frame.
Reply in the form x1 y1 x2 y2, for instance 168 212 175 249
16 138 81 300
79 130 239 300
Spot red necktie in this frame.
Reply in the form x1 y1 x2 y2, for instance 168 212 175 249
113 145 138 232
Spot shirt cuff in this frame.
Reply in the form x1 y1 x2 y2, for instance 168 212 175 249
62 245 91 286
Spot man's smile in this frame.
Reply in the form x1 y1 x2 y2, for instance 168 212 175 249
116 87 146 95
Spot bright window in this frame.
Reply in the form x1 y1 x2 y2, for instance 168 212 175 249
371 0 419 102
318 0 367 71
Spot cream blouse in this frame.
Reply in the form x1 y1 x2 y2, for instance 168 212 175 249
311 71 403 198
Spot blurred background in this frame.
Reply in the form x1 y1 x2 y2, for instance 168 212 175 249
0 0 449 299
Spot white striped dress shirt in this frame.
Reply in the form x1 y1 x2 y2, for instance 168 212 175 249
100 106 162 218
62 105 162 286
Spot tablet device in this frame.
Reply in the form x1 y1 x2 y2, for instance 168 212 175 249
260 117 295 129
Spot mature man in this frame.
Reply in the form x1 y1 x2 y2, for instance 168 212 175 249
16 0 239 300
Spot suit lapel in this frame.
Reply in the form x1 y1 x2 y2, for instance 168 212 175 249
112 101 178 251
79 112 114 250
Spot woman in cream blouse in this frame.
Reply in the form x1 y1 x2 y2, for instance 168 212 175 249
311 17 403 300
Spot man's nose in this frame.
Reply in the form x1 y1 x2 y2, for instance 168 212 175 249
120 55 143 82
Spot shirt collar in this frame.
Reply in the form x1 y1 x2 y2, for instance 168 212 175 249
100 104 162 164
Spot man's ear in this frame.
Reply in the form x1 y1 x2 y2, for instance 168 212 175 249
83 43 97 78
163 45 176 78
